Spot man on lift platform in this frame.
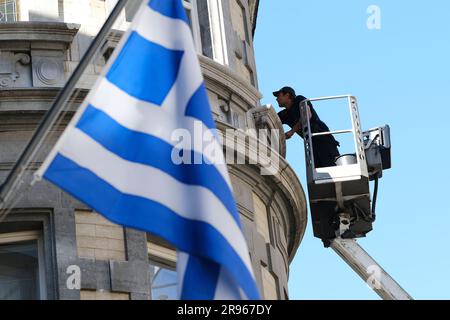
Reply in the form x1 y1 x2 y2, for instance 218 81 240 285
274 87 348 245
273 86 340 168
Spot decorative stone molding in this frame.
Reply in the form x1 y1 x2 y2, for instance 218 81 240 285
200 55 262 131
0 88 88 131
247 105 287 158
0 52 31 88
0 88 87 109
199 54 261 110
32 51 65 87
0 22 79 49
34 59 60 86
0 22 80 88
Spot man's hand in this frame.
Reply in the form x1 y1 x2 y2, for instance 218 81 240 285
285 130 295 140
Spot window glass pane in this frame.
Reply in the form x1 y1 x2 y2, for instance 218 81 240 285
0 241 40 300
6 1 13 12
196 0 213 59
149 263 177 300
0 0 17 22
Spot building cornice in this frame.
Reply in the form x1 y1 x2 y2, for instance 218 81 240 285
0 22 80 48
0 88 87 131
0 88 87 106
199 55 262 108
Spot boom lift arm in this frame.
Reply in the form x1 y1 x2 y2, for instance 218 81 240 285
331 238 413 300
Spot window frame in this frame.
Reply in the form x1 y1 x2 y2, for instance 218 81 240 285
147 239 176 268
0 230 47 300
147 239 177 300
206 0 229 65
185 0 228 65
183 0 203 54
235 0 256 85
236 0 251 44
0 0 19 22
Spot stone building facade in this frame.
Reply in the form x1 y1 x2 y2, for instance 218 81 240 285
0 0 307 300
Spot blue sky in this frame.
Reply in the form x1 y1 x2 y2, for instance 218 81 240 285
254 0 450 299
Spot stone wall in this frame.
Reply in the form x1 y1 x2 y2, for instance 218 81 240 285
0 0 306 300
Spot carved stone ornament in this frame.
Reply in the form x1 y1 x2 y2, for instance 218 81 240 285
35 58 60 86
0 52 31 88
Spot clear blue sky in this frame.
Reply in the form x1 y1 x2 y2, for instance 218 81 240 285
254 0 450 300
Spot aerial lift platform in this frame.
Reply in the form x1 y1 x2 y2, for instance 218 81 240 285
299 95 412 300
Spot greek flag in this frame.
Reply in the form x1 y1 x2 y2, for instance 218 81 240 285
36 0 260 300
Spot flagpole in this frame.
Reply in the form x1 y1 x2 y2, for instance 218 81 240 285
0 0 130 207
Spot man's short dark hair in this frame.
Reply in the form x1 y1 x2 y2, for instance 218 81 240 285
273 86 296 99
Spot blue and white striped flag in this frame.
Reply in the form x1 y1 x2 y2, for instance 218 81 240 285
36 0 260 300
